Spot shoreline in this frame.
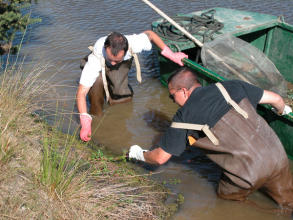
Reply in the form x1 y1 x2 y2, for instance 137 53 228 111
0 111 184 219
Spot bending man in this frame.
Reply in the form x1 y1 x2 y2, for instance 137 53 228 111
77 30 188 141
129 67 293 208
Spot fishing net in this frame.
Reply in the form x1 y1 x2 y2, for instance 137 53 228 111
201 34 287 97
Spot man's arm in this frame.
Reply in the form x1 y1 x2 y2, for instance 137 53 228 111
259 90 285 114
76 84 92 141
143 30 166 51
76 84 91 114
143 30 188 66
143 147 172 164
129 145 172 165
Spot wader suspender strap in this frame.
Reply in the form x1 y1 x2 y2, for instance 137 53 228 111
215 82 248 119
128 46 142 83
100 56 110 102
88 46 110 102
170 82 249 146
88 45 141 102
171 122 220 145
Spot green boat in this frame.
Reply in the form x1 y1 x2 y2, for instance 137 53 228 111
151 7 293 159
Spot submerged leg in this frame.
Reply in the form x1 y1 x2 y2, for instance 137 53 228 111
88 74 104 116
217 172 254 202
218 170 293 214
261 163 293 210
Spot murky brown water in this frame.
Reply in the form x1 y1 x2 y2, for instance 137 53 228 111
9 0 293 219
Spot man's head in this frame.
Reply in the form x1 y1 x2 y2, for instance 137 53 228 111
104 32 128 65
167 67 201 107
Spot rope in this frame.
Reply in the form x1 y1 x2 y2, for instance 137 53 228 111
154 9 224 43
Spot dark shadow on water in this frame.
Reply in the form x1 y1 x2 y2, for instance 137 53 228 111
141 109 171 150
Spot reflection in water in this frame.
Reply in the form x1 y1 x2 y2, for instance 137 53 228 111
11 0 293 219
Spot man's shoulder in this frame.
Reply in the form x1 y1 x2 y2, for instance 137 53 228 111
220 79 243 86
217 80 248 93
125 33 152 53
95 36 107 44
126 33 151 43
93 36 107 54
221 79 262 93
125 33 147 41
86 37 107 60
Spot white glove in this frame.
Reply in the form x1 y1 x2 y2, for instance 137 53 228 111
129 145 148 162
271 105 292 116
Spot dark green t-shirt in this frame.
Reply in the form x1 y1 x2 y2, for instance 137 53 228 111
159 80 264 156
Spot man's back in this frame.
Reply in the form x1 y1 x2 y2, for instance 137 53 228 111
159 80 263 156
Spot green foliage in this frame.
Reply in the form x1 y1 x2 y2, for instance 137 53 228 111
0 53 54 166
40 102 87 198
40 125 83 197
90 149 128 177
169 178 181 184
0 138 15 164
0 0 41 55
90 149 127 162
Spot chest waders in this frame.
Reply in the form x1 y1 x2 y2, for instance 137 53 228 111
80 46 141 116
172 83 293 208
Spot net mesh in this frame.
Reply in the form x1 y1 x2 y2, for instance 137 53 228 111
201 34 287 97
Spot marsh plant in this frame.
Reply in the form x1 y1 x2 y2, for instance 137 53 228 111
0 57 54 165
40 115 86 199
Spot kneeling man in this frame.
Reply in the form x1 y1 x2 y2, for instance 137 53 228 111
129 67 293 208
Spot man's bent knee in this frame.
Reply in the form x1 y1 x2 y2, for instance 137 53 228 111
217 173 254 201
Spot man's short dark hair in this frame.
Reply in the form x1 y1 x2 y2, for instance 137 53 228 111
167 67 199 90
104 32 128 56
